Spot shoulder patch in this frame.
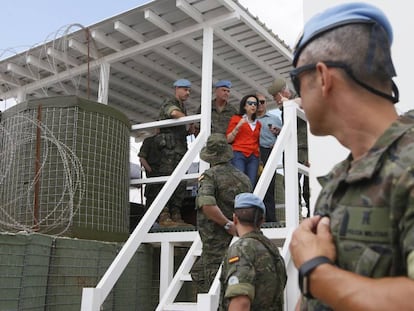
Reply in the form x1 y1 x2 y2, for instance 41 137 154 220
228 256 240 264
228 275 239 286
198 174 204 182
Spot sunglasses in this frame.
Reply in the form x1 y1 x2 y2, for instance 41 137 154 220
246 100 258 106
289 61 399 103
289 61 349 96
258 100 266 105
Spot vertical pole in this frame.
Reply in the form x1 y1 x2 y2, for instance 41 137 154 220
98 63 110 104
33 104 42 230
199 26 214 174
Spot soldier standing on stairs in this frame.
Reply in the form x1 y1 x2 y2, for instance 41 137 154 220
158 79 195 227
191 133 252 293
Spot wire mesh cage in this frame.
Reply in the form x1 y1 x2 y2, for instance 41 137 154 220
0 96 130 241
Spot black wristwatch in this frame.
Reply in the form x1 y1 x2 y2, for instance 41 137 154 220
298 256 332 299
224 222 232 231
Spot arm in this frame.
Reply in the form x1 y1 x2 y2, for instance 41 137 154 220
227 116 245 143
170 109 186 118
290 216 414 311
201 204 236 236
139 157 152 174
228 295 251 311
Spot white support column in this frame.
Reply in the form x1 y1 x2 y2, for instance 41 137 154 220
199 26 214 173
16 90 26 103
98 62 110 104
159 241 175 301
283 101 300 229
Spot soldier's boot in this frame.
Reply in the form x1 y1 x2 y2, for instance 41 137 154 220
158 210 180 227
171 211 194 227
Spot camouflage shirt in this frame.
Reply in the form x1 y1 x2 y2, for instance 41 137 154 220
159 96 188 151
303 112 414 310
138 135 161 177
197 99 238 135
220 230 287 311
196 162 252 254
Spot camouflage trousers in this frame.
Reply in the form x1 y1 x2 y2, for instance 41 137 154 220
191 234 233 293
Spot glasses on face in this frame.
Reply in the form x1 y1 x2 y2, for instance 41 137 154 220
289 61 398 103
246 100 258 106
289 61 348 96
258 100 266 105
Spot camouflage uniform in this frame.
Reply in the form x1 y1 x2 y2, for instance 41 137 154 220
138 135 162 209
197 99 238 134
191 134 252 293
158 96 188 221
220 230 287 311
302 113 414 310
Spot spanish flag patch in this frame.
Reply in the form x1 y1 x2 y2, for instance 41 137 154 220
228 256 240 264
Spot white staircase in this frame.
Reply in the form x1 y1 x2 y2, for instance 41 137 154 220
81 102 305 311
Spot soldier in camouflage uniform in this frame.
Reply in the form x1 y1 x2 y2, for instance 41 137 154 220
191 133 252 293
196 80 237 135
289 3 414 310
220 193 287 311
158 79 195 226
138 129 162 210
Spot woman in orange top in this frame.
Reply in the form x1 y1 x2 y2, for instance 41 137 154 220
226 94 261 187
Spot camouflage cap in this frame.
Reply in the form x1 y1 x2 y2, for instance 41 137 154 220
267 78 287 96
200 133 233 165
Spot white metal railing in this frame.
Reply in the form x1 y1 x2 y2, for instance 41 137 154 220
81 116 204 310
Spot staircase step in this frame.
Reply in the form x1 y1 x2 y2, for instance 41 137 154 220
180 273 192 281
163 302 197 310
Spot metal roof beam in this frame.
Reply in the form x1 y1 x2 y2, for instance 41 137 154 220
176 0 204 23
68 38 100 59
144 9 174 33
0 72 21 87
114 21 146 44
7 63 38 80
214 27 285 78
91 29 123 52
46 47 80 68
111 62 173 96
26 55 56 74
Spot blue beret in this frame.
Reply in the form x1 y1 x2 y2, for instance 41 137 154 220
234 193 265 215
215 80 232 89
173 79 191 88
293 2 393 66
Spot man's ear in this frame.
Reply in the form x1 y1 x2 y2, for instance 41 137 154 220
232 213 238 224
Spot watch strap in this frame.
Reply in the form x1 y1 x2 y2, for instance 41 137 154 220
299 256 332 299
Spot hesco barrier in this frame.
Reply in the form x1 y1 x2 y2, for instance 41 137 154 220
0 232 154 310
0 96 131 241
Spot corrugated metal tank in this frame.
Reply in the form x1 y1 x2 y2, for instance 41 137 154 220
0 96 130 241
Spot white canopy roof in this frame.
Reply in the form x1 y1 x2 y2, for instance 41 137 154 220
0 0 293 126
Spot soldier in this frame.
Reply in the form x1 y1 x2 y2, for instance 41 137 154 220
196 80 237 135
288 3 414 310
158 79 195 226
138 129 162 210
191 133 252 293
220 193 287 311
268 78 310 217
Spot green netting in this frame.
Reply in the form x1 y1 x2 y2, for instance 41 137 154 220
0 233 154 310
0 96 130 241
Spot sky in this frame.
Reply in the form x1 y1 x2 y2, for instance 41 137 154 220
1 0 302 57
